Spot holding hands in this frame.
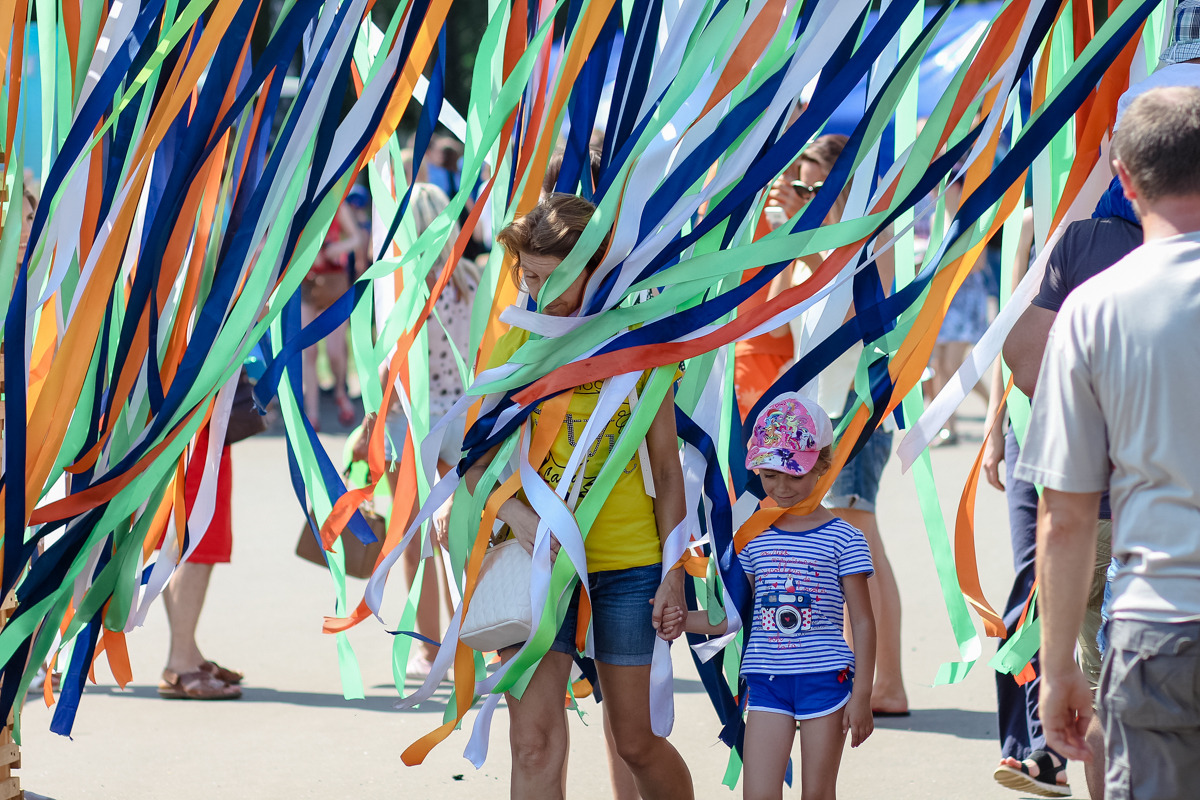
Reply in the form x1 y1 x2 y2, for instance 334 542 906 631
653 600 688 640
651 568 688 641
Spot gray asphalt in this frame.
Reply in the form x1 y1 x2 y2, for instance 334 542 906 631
17 399 1090 798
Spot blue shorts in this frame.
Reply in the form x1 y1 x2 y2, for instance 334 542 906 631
745 669 854 720
550 564 661 666
824 394 892 513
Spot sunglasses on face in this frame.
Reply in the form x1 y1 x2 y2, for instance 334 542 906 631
790 180 823 200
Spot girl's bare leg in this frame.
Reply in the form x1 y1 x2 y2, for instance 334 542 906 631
741 710 798 800
604 705 642 800
797 707 848 800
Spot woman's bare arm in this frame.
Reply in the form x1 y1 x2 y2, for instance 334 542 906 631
645 384 688 638
464 439 544 555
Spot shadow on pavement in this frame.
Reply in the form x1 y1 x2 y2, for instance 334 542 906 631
78 683 457 712
665 677 708 694
874 707 997 741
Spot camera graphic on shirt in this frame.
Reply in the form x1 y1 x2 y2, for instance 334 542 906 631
760 591 813 636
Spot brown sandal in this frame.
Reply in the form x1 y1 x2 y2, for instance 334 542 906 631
199 660 244 685
158 669 242 700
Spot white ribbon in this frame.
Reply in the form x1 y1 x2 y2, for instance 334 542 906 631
897 152 1113 470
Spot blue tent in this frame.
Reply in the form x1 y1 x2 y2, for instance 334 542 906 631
824 1 1003 134
550 2 1004 141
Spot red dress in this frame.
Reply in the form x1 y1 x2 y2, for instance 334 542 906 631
157 426 233 563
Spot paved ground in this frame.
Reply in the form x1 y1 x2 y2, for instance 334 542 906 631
17 398 1092 799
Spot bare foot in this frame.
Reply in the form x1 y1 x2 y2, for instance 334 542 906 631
871 686 909 715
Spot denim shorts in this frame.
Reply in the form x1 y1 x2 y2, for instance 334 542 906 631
550 563 662 666
745 669 853 720
824 394 893 513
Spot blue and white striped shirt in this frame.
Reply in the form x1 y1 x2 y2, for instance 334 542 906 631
740 518 873 675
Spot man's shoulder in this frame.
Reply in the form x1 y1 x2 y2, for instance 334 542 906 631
1053 217 1143 283
1061 233 1200 317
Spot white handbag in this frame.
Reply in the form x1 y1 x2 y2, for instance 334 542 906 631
459 538 534 652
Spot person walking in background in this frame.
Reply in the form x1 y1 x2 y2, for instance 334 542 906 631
764 134 909 717
357 183 478 681
157 427 242 700
1016 87 1200 800
346 183 373 277
988 205 1141 797
301 200 367 430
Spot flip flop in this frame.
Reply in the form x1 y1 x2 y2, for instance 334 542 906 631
158 669 242 700
199 660 244 685
993 750 1071 798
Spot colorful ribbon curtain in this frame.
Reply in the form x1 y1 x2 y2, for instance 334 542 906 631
0 0 1172 778
0 0 465 736
325 0 1168 775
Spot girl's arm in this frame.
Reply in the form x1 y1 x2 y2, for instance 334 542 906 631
645 384 688 639
842 572 876 748
684 610 728 636
653 605 729 638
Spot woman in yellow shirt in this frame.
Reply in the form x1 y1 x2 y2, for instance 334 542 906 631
465 193 693 799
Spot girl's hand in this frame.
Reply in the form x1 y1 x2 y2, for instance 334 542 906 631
651 569 687 641
651 600 687 639
844 693 874 748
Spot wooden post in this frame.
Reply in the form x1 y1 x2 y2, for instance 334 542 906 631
0 592 23 800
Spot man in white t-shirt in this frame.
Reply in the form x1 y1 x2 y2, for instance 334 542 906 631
1015 87 1200 799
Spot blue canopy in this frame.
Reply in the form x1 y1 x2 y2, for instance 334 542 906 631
825 1 1004 134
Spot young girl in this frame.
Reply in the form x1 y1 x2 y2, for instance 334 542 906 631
661 393 876 800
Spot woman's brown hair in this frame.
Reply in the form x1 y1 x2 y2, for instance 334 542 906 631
797 134 848 174
796 134 851 224
495 193 606 288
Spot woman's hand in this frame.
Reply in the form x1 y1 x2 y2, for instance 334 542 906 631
352 414 375 463
432 494 453 549
766 176 806 220
652 568 687 641
844 692 875 748
500 499 559 560
983 422 1006 491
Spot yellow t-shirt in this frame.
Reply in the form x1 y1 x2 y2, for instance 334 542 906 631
486 327 663 572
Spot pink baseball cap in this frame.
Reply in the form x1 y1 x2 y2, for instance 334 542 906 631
746 393 834 476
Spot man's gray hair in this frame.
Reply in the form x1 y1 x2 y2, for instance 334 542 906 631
1112 86 1200 201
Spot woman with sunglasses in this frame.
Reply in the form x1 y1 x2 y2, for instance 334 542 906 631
761 134 911 718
